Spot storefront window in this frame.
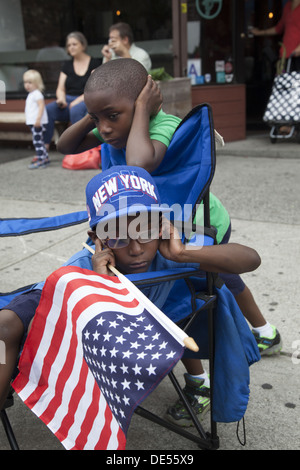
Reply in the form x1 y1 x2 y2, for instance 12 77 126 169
0 0 173 95
187 0 235 85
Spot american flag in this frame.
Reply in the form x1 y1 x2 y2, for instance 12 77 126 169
13 266 184 450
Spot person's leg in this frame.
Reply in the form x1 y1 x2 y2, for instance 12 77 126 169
40 125 49 160
28 126 49 169
69 100 88 124
181 358 210 387
0 289 42 409
0 310 24 410
166 358 210 426
235 285 266 327
236 285 282 355
181 358 204 375
44 100 70 145
219 276 282 354
218 225 270 329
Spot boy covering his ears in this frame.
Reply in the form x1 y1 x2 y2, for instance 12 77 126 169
0 166 261 420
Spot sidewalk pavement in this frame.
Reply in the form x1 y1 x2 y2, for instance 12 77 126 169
0 131 299 451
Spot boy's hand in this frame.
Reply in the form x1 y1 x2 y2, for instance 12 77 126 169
135 75 162 117
91 238 116 276
158 217 184 261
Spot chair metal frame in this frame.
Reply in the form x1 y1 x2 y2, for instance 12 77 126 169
1 391 19 450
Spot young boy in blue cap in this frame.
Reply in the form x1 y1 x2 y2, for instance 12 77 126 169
85 166 260 276
0 166 261 419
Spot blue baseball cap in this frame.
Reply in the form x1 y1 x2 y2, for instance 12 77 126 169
86 165 170 229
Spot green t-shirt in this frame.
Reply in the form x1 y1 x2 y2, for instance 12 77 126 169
92 109 181 147
194 193 230 244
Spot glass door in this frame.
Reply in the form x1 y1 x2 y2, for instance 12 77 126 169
244 0 284 127
186 0 246 85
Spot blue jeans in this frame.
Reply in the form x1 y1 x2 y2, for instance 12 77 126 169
44 95 87 144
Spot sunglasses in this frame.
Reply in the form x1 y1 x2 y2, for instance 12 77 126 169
104 227 160 250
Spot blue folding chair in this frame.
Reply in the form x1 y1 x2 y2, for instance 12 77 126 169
0 105 260 450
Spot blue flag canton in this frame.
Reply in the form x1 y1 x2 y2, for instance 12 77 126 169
82 309 183 433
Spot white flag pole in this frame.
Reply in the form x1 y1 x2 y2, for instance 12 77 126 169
82 243 199 352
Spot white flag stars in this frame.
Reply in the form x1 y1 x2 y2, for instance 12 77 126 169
82 308 182 432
